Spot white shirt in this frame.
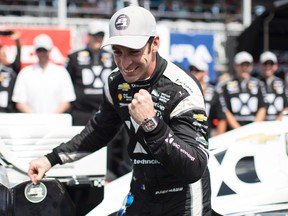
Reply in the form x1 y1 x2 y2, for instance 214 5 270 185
12 63 76 113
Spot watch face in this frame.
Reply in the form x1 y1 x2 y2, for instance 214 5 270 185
142 117 158 132
145 119 156 129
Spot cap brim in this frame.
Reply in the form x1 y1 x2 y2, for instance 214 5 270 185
101 35 150 49
89 31 105 37
235 59 253 65
260 57 277 64
35 46 51 51
235 61 252 65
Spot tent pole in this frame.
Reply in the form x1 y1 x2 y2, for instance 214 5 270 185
263 12 274 51
243 0 252 28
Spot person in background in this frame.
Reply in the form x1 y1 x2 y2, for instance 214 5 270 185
259 51 288 120
12 34 76 113
28 6 211 215
66 21 115 125
220 51 267 130
0 30 21 112
0 30 21 73
190 59 227 137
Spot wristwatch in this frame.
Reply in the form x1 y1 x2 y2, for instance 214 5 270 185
141 116 159 132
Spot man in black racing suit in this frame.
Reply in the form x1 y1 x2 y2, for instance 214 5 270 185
28 6 211 216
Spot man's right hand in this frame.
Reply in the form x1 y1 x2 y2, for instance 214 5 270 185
28 156 52 184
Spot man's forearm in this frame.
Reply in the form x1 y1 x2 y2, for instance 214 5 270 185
54 102 71 113
255 107 266 122
15 103 32 113
225 110 241 129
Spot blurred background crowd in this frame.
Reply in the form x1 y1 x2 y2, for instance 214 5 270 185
0 0 276 22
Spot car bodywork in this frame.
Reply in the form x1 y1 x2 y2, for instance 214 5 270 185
1 114 288 215
209 120 288 215
0 114 106 216
89 119 288 215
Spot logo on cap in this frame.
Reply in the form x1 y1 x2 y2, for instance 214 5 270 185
115 14 130 30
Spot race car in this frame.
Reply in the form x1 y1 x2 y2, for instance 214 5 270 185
209 119 288 215
90 119 288 215
1 113 288 215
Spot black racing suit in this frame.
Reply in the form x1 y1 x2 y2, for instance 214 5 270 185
47 53 211 216
204 83 226 137
220 77 266 128
0 38 21 113
261 76 288 121
66 47 115 125
0 65 17 113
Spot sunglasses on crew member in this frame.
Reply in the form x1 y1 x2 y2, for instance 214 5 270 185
116 193 134 216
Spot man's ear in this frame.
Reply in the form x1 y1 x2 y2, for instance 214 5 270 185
152 36 160 52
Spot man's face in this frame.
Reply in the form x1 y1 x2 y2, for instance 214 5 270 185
234 62 253 80
88 35 104 51
111 37 159 83
36 48 50 63
191 66 207 83
261 60 278 78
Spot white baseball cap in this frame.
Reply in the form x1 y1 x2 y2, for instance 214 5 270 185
102 6 157 49
234 51 253 65
260 51 277 64
189 59 208 72
88 21 105 36
33 34 53 51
